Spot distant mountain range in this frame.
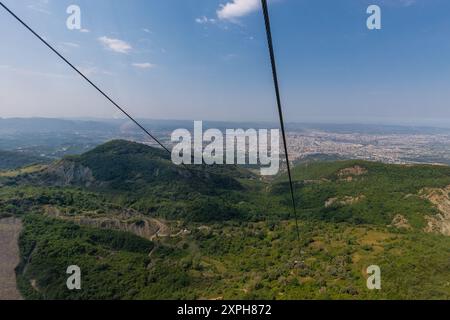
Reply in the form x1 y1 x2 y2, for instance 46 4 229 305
2 117 450 135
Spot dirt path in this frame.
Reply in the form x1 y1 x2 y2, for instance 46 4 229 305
0 217 23 300
149 218 170 241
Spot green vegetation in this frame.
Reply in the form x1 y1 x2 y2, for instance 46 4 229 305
273 160 450 227
35 140 260 222
0 150 49 171
16 214 153 300
1 140 449 300
14 215 450 300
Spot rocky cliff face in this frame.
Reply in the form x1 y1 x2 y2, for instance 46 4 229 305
42 160 95 187
44 206 169 241
421 186 450 236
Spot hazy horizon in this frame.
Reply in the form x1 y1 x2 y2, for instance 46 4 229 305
4 115 450 130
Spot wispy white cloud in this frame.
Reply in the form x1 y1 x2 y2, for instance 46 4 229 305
98 36 132 54
379 0 417 7
80 28 90 33
132 62 155 69
217 0 260 21
77 66 114 76
142 28 152 34
27 0 51 15
57 42 80 53
61 42 80 48
400 0 416 6
195 16 216 24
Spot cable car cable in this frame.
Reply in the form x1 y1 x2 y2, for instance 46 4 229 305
0 1 171 155
261 0 300 241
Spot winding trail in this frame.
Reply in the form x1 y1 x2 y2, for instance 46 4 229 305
0 217 23 300
149 218 170 241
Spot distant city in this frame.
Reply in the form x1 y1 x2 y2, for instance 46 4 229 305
286 130 450 165
2 118 450 166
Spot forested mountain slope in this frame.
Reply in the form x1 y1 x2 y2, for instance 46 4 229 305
1 140 449 299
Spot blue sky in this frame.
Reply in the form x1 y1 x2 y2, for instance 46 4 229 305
1 0 450 125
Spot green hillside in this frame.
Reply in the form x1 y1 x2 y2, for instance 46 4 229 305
45 140 244 192
272 160 450 228
1 141 450 300
5 140 264 222
0 150 49 171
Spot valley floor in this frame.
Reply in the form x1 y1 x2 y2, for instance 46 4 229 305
0 217 23 300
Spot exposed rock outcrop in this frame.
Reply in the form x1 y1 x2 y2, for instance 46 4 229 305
420 186 450 236
390 214 412 230
325 195 366 208
337 166 368 182
42 160 95 187
44 206 169 241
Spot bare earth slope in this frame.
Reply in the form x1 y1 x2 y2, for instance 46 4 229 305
421 185 450 236
0 217 22 300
